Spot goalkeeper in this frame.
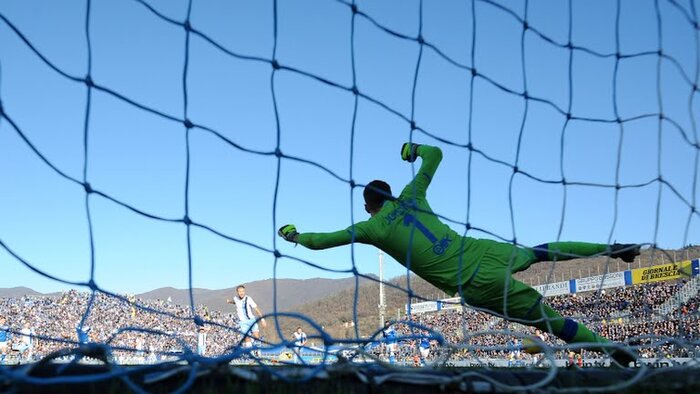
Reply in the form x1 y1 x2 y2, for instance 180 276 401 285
278 143 640 366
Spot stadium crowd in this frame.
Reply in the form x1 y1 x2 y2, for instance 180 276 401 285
0 290 241 364
1 280 698 366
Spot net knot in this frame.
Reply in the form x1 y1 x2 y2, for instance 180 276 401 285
273 249 282 258
84 182 93 194
183 215 192 225
183 118 194 129
194 315 204 326
417 35 425 45
84 75 94 87
184 20 192 32
271 60 280 70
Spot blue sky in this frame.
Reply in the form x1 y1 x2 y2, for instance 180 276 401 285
0 0 698 295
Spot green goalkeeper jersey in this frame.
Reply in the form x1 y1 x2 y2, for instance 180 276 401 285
297 145 489 296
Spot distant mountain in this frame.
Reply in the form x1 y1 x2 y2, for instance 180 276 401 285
0 287 44 298
135 276 374 315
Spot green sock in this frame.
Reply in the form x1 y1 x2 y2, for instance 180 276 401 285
531 303 611 353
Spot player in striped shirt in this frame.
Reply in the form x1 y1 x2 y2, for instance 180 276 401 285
382 321 398 364
76 325 91 345
227 285 267 350
417 329 432 364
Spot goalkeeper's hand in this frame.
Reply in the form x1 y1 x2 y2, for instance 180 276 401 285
278 224 299 243
400 142 421 162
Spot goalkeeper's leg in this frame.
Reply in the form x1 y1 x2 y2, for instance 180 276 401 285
474 241 640 279
509 280 636 367
461 242 637 366
529 242 640 263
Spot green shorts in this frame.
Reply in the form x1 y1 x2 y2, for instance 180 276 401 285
461 241 543 321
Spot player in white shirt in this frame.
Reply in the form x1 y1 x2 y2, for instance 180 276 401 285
292 326 307 364
135 337 146 362
197 326 210 356
226 285 267 350
14 324 34 362
0 316 10 365
293 326 307 347
76 325 91 344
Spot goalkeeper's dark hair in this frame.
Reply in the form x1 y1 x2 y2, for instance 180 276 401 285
364 180 394 212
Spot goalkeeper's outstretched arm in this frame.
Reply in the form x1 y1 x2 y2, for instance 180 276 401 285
278 224 367 250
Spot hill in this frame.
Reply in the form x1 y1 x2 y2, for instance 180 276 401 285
136 276 373 315
270 274 445 342
0 287 44 298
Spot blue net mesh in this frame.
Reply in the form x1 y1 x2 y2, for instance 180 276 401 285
0 0 699 392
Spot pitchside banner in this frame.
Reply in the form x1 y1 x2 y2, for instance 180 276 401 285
406 301 438 314
533 281 571 297
574 271 627 293
631 260 693 284
437 297 463 311
444 358 699 368
410 297 467 314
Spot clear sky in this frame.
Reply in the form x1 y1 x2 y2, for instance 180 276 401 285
0 0 698 295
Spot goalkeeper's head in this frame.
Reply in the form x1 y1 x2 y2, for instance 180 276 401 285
364 180 393 215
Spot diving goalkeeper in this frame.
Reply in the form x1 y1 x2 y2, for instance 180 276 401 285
278 143 640 366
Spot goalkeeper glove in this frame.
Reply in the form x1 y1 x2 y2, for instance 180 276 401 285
401 142 421 162
278 224 299 243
